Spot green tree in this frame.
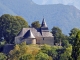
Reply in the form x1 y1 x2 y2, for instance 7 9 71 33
9 42 28 60
0 53 7 60
0 14 28 43
60 45 72 60
62 40 71 48
31 21 40 28
40 44 61 60
51 27 62 43
9 42 40 60
19 54 33 60
69 28 79 45
72 31 80 60
35 52 50 60
51 26 68 46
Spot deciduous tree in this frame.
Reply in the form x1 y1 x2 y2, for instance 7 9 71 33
0 14 28 43
31 21 40 28
0 53 7 60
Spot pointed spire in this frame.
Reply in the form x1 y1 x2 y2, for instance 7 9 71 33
23 30 35 38
41 17 47 27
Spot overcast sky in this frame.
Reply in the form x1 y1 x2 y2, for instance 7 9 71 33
32 0 80 10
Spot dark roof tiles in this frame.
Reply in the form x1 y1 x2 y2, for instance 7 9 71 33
23 30 35 38
41 18 47 27
16 19 53 39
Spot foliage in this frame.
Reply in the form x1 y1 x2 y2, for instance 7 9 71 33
19 54 33 60
0 14 28 43
3 42 72 60
72 30 80 60
31 21 41 28
51 26 62 43
40 44 62 60
0 53 7 60
35 52 49 60
62 40 71 48
51 26 68 46
69 28 79 45
60 45 72 60
9 42 29 60
9 42 40 60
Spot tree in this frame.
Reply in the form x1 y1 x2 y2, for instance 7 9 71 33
0 53 7 60
40 44 62 60
19 54 33 60
62 40 70 48
0 14 28 43
51 26 68 46
9 42 40 60
69 28 79 45
51 27 62 43
31 21 40 28
72 31 80 60
9 42 29 60
35 52 50 60
60 45 72 60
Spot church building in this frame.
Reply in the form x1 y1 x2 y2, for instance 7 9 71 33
15 18 54 45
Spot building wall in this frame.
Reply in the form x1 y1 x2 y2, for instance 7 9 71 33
24 38 36 44
15 37 54 45
36 37 54 45
15 37 22 44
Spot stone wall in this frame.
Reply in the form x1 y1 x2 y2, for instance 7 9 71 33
24 38 36 44
15 37 36 44
36 37 54 45
15 37 54 45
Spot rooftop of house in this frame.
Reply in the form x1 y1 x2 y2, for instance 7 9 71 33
16 18 53 38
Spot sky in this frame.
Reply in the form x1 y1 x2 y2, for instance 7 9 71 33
32 0 80 10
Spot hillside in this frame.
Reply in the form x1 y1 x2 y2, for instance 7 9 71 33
0 0 80 34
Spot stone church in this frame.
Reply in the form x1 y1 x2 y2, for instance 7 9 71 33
15 18 54 45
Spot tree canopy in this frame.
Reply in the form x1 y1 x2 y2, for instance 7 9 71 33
72 30 80 60
31 21 41 28
0 14 28 43
0 53 7 60
51 26 62 43
69 28 80 45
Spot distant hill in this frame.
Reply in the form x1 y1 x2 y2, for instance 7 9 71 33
0 0 80 35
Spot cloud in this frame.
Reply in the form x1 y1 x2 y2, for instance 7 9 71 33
51 0 80 9
51 0 72 4
32 0 80 9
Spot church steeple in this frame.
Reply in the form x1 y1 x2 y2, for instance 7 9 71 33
41 18 47 27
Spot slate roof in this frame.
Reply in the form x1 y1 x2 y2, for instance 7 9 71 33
41 18 47 27
41 27 53 37
16 19 53 39
23 30 35 38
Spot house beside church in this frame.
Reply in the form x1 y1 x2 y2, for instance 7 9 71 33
15 18 54 45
